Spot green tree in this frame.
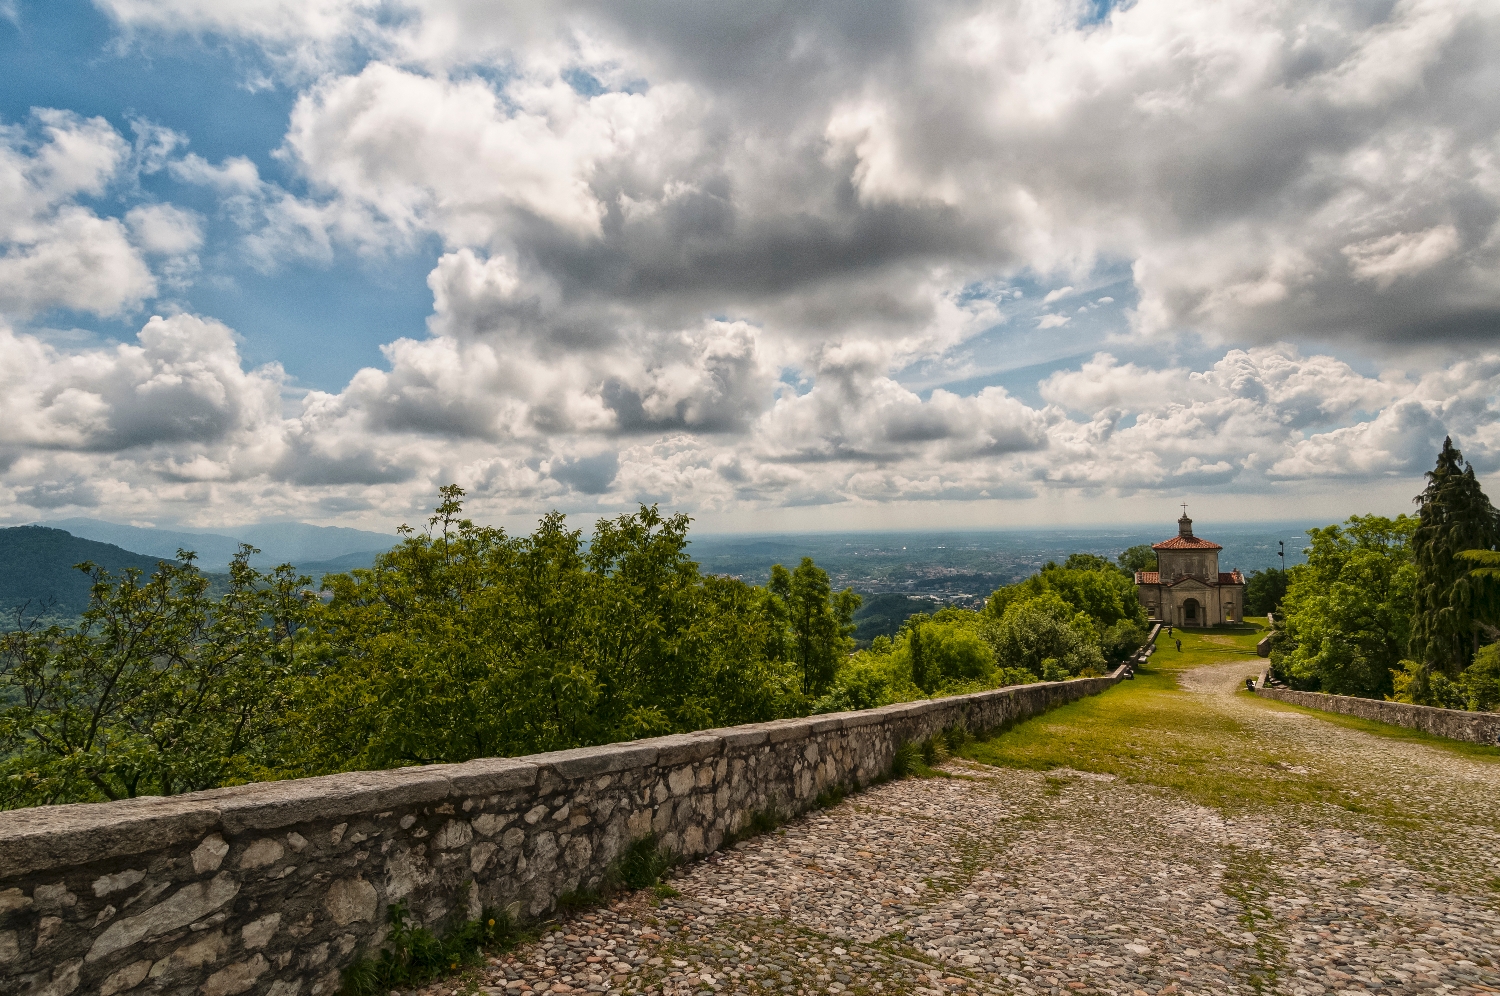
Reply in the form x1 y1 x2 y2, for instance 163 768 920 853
986 563 1145 630
896 614 992 692
1244 568 1288 616
1117 544 1158 574
1272 515 1416 698
989 592 1106 679
288 493 817 776
0 549 310 807
1410 437 1500 676
1063 553 1115 573
775 558 859 697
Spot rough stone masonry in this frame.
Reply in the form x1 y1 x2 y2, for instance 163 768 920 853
0 671 1123 996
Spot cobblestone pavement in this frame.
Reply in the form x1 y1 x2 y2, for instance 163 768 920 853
410 663 1500 996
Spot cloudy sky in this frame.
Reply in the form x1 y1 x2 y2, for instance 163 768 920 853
2 0 1498 534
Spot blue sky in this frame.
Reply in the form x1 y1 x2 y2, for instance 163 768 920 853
0 0 1496 533
1 2 441 388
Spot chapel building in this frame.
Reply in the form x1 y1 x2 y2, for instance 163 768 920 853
1134 512 1245 627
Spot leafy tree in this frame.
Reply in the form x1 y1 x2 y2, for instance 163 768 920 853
1117 544 1158 574
986 563 1145 630
1244 568 1289 616
989 592 1106 678
1100 619 1148 664
1 549 310 807
289 495 807 774
773 558 859 697
1459 644 1500 712
896 614 992 692
1410 437 1500 677
1063 553 1114 573
1272 515 1416 698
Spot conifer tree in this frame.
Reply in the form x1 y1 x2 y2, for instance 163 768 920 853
1410 437 1500 675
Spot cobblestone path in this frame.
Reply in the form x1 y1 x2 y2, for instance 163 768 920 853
412 661 1500 996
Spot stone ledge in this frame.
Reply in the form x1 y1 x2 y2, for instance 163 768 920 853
1254 686 1500 746
0 796 223 877
0 673 1129 877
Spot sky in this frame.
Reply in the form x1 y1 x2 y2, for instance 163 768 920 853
1 0 1498 534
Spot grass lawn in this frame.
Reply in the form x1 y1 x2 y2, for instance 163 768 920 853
956 617 1382 815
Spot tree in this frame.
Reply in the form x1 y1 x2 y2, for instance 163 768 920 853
989 592 1105 679
1410 437 1500 677
1244 568 1288 616
1 549 311 807
1063 553 1114 573
777 558 859 697
986 563 1146 630
1272 515 1416 698
1117 545 1158 574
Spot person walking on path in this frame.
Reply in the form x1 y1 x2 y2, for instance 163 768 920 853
1175 638 1182 652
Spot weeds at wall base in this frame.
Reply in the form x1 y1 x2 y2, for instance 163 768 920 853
340 711 1067 996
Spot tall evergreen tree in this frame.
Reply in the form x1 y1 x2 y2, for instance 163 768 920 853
1410 437 1500 675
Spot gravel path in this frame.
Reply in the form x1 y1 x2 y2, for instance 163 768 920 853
412 664 1500 996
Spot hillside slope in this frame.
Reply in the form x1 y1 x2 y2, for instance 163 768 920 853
0 526 170 621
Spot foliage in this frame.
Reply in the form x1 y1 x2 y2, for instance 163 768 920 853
1100 619 1149 665
1460 644 1500 712
899 614 993 692
1271 515 1416 699
1244 568 1289 616
985 561 1147 631
768 558 860 697
2 485 1165 809
286 493 818 775
989 593 1107 679
1117 544 1158 574
0 548 310 807
850 593 936 646
1410 436 1500 676
615 834 679 891
341 898 517 996
1063 553 1116 573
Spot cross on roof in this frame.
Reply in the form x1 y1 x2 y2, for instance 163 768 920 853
1181 502 1188 517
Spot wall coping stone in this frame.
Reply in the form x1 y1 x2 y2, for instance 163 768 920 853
0 669 1129 879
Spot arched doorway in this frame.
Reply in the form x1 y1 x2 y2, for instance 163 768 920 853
1183 598 1200 627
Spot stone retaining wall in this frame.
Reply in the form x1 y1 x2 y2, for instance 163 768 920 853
1252 686 1500 746
0 670 1123 996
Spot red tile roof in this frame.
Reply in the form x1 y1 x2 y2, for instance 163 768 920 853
1220 571 1244 585
1152 535 1223 550
1135 571 1160 584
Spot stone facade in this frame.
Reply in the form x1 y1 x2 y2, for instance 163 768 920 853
0 671 1123 996
1133 513 1245 627
1252 685 1500 746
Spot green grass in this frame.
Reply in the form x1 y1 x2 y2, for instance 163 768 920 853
956 619 1386 814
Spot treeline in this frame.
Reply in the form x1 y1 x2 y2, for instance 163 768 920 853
0 489 1146 809
1270 437 1500 711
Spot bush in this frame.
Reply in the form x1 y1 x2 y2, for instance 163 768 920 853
1462 645 1500 712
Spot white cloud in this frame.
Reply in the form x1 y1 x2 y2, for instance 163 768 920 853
125 203 203 255
6 0 1500 525
0 110 156 317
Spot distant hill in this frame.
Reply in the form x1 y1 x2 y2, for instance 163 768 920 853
0 526 172 622
852 593 942 646
293 549 383 580
47 518 395 572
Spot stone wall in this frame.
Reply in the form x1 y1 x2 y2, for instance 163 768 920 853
0 670 1123 996
1252 686 1500 746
